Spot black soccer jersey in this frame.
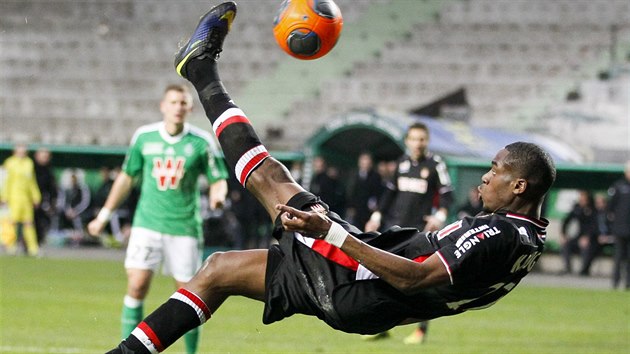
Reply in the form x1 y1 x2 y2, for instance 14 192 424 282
263 192 547 335
379 153 453 230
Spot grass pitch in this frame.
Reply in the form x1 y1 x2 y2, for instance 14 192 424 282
1 255 628 354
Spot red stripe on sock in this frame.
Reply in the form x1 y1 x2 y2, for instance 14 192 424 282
312 239 360 270
138 321 164 352
238 151 270 186
215 115 250 138
177 288 211 320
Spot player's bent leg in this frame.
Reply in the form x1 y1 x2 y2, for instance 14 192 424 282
108 250 268 354
245 158 306 221
186 249 269 309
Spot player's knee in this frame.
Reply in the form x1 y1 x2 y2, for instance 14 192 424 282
197 251 230 286
127 282 150 299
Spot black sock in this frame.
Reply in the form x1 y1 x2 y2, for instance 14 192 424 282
188 57 270 187
122 288 211 353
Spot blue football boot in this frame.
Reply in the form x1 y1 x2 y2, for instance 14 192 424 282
175 1 237 78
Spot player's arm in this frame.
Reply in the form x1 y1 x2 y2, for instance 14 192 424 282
87 172 134 236
208 179 228 210
276 204 451 294
424 160 454 231
342 236 450 294
0 162 9 204
29 164 42 207
423 206 448 232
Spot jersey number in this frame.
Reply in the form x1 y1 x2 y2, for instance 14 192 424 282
446 281 517 311
152 157 185 191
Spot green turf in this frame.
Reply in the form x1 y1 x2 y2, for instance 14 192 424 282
1 256 628 354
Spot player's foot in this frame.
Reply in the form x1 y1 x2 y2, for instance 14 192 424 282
360 331 390 341
175 1 237 78
402 327 426 344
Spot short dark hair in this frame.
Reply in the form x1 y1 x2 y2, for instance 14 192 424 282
504 142 556 200
406 122 429 138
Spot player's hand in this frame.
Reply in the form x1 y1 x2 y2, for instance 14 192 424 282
209 196 225 210
423 215 444 232
275 204 332 239
364 219 380 232
87 218 105 237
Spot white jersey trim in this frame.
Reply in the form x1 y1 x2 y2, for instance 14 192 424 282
436 250 454 285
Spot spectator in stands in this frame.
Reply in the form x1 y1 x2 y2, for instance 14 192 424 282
57 169 91 244
92 166 134 245
608 161 630 290
289 160 303 185
226 181 264 249
377 160 397 185
1 143 41 256
346 152 383 230
579 193 614 276
33 147 57 245
559 190 596 275
310 156 346 218
87 84 229 354
364 122 454 344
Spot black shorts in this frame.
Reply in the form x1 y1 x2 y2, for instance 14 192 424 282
262 192 442 334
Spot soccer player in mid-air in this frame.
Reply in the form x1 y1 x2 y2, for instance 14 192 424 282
107 2 556 353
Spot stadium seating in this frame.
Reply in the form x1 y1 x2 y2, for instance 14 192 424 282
0 0 628 162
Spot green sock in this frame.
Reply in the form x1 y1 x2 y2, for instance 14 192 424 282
184 327 200 354
121 296 143 339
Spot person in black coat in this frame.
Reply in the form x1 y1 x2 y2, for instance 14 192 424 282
346 152 383 231
608 161 630 289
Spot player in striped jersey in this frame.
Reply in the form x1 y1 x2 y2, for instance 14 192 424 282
89 84 228 354
106 3 556 353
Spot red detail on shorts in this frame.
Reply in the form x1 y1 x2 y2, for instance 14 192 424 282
215 115 250 138
138 321 164 352
239 151 270 186
177 288 212 320
413 255 430 263
311 239 360 271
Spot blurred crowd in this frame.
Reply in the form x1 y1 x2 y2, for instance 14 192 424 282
558 164 630 290
1 146 629 290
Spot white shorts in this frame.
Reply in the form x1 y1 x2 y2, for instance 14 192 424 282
124 227 202 283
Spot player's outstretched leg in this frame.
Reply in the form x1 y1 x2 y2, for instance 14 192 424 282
176 2 304 219
105 4 300 353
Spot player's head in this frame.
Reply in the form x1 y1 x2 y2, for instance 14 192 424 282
404 122 429 160
34 147 51 165
357 151 373 171
479 142 555 213
503 142 556 200
160 84 194 125
13 142 28 158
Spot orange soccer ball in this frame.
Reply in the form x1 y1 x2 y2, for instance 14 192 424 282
273 0 343 60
